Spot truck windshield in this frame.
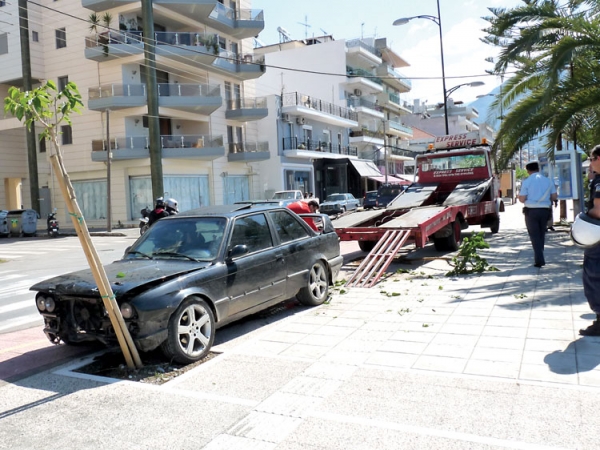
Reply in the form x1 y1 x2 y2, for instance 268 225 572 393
273 192 295 199
420 154 486 172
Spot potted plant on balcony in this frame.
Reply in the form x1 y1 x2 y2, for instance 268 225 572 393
89 12 113 57
297 143 306 150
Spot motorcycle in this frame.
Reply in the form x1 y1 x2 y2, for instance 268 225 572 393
139 206 151 235
47 211 59 238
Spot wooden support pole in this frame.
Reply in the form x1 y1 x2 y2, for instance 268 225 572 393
50 155 142 369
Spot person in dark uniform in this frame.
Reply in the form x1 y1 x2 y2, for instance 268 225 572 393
518 161 558 267
147 197 169 227
580 146 600 335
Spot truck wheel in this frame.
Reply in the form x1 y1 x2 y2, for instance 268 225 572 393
490 216 500 234
433 221 461 252
358 240 376 252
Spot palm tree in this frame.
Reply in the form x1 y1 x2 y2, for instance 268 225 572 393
482 0 600 168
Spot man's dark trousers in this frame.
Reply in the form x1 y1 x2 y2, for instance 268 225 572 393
525 208 550 266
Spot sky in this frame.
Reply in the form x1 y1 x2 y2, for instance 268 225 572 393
252 0 524 105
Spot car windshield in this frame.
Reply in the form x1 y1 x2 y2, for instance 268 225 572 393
272 192 295 199
126 217 226 261
326 194 345 202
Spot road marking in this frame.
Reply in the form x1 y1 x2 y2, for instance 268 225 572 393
0 274 27 281
0 314 42 333
0 299 35 314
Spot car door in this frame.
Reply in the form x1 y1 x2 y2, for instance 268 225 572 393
225 212 286 317
347 194 359 210
268 209 316 298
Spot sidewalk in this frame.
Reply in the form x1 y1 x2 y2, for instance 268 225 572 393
1 203 598 449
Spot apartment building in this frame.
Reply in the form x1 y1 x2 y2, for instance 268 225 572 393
0 0 267 225
403 98 481 137
254 35 414 201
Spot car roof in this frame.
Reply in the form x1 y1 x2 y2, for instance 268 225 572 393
176 203 283 218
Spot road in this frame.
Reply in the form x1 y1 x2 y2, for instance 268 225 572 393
0 232 140 334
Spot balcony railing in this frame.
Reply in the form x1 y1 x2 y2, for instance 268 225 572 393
388 120 413 135
347 97 383 112
283 92 358 122
217 50 265 66
92 134 224 151
381 65 412 88
349 129 386 140
345 39 382 58
213 2 264 21
88 84 146 99
226 96 267 110
390 146 417 158
282 137 358 156
388 92 400 105
157 83 220 97
346 66 382 85
228 141 269 153
84 30 219 52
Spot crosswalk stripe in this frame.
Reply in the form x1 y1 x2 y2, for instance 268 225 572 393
0 299 34 314
0 314 42 333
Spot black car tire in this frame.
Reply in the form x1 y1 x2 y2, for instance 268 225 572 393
139 223 149 236
297 260 329 306
490 215 500 234
433 221 462 252
358 240 376 252
161 296 215 364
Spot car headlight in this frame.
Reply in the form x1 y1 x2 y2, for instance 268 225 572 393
44 296 56 313
120 303 134 319
36 296 46 311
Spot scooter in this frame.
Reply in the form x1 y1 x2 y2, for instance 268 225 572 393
47 210 59 238
139 206 151 235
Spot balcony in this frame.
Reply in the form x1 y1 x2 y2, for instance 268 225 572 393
282 137 358 158
158 83 222 114
227 141 270 162
345 38 382 67
347 97 384 119
386 120 413 138
376 65 412 92
225 97 268 121
206 5 265 39
90 134 225 162
88 84 146 111
82 0 135 11
343 66 383 95
84 31 219 66
212 51 266 80
377 91 412 114
282 92 359 128
84 31 143 62
349 129 385 146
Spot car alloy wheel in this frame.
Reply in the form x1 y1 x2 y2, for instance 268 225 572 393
297 260 329 306
162 296 215 364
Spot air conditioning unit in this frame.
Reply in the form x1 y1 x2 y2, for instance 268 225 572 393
281 113 291 122
353 88 362 96
296 117 305 125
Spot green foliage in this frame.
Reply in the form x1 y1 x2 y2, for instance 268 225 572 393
4 81 83 146
446 232 499 276
515 167 528 181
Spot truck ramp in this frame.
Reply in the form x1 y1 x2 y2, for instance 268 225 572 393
331 209 384 228
346 229 411 288
380 206 446 229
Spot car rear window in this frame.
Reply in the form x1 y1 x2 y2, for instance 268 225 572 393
378 187 402 196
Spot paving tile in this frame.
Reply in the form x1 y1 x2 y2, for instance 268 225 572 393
326 317 367 328
575 352 600 372
471 346 523 363
292 314 333 326
278 323 323 334
487 317 530 328
227 411 303 442
279 377 342 398
577 370 600 387
575 338 600 355
422 343 475 359
437 323 485 335
262 331 306 344
239 340 291 356
464 359 520 379
203 435 276 450
311 325 356 338
377 340 428 355
297 334 346 347
279 344 330 360
429 333 479 347
339 310 378 320
481 326 528 338
302 362 358 381
525 338 574 353
445 315 488 325
530 310 574 320
412 355 468 373
528 318 574 330
527 328 575 340
364 351 420 368
333 339 381 353
519 363 579 384
522 349 576 370
319 350 371 366
359 321 402 332
408 313 449 323
477 335 526 350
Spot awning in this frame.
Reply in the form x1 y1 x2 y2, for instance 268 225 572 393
367 175 411 185
348 159 383 177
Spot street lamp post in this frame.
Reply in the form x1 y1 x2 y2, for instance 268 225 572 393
394 0 448 134
445 81 485 103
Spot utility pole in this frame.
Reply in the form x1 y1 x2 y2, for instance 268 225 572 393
18 0 40 214
383 119 388 184
106 110 112 232
141 0 164 200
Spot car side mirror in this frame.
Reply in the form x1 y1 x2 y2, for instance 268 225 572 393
227 244 249 260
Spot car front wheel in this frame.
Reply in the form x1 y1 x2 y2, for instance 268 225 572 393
297 260 329 306
161 296 215 364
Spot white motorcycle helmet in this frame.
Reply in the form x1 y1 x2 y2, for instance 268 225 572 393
166 198 179 213
570 212 600 248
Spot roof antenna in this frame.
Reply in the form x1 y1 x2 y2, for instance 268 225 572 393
298 15 311 39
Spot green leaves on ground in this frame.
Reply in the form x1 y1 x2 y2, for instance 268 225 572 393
446 232 499 276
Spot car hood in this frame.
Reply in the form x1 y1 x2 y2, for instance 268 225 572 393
30 259 211 297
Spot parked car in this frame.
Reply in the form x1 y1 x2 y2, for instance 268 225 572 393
363 190 378 209
319 193 360 215
30 204 343 364
377 184 408 207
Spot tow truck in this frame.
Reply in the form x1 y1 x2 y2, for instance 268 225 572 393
333 132 504 287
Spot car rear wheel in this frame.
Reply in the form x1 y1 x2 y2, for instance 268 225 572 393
161 296 215 364
297 260 329 306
